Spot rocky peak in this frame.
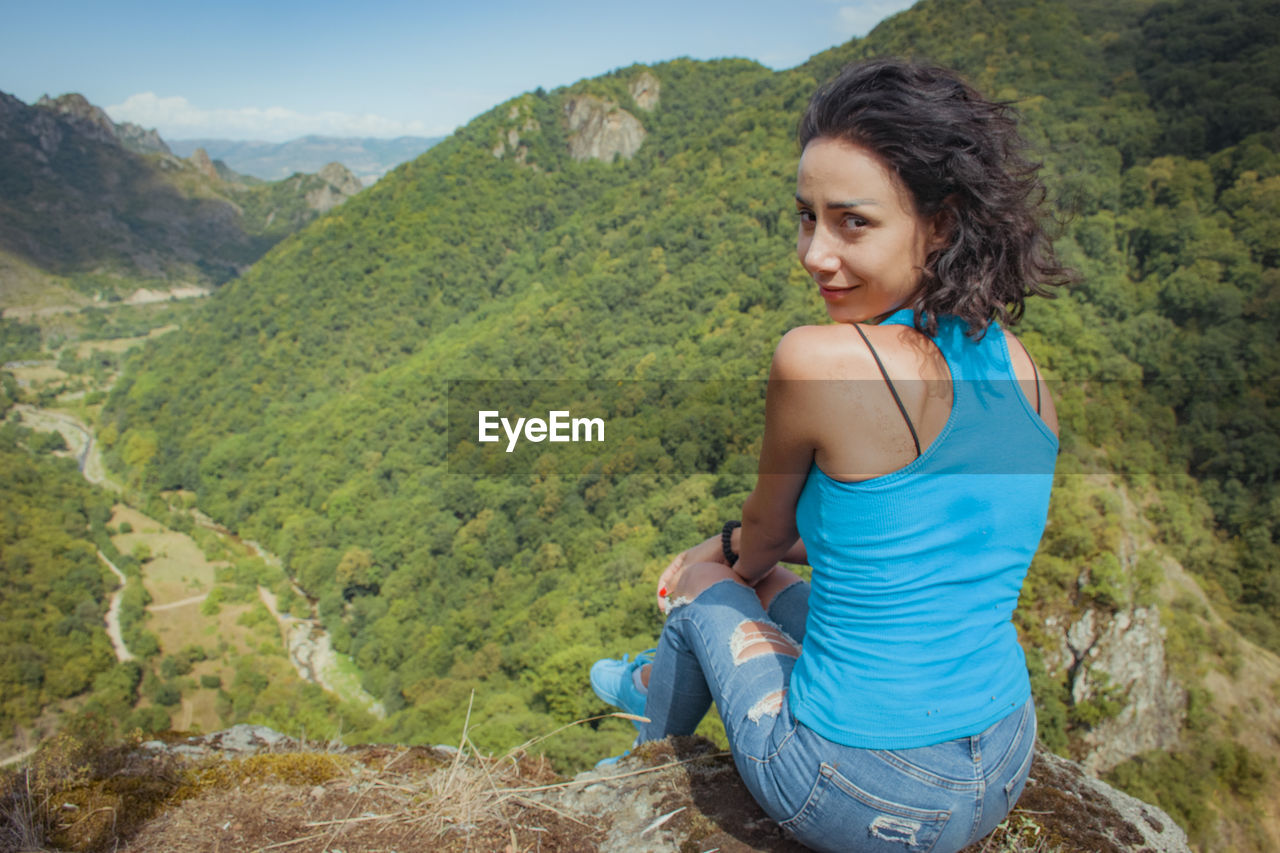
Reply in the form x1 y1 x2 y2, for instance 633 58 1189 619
564 95 646 163
35 93 117 144
31 91 172 157
114 120 171 156
317 161 363 196
305 162 363 212
188 147 221 182
629 70 661 111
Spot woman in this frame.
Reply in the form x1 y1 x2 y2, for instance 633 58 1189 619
591 58 1068 853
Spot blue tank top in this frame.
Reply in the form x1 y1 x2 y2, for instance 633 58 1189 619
790 309 1057 749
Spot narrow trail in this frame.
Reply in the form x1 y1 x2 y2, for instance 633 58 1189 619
0 746 37 768
98 550 135 662
147 593 209 612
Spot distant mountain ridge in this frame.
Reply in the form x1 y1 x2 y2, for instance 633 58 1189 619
34 92 171 157
0 90 365 305
167 135 443 185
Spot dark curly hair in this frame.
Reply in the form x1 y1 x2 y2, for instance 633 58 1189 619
798 58 1071 337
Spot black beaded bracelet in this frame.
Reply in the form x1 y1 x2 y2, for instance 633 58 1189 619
721 520 742 566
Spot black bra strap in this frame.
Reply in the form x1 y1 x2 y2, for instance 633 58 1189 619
1010 334 1042 415
854 324 921 458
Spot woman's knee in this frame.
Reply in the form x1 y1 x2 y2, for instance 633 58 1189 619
669 561 749 606
754 565 806 611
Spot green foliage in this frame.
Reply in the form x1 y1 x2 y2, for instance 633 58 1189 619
1133 0 1280 157
125 705 172 734
1107 734 1271 847
1067 674 1127 729
0 422 116 730
0 318 42 361
28 429 67 454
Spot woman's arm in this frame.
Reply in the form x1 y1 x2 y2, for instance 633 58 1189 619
733 328 824 583
731 527 807 566
728 525 808 566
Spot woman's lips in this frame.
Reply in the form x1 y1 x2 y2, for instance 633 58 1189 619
819 284 855 301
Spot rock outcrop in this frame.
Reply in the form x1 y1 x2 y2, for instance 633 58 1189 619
540 738 1191 853
491 100 541 165
1047 605 1187 774
564 95 646 162
61 726 1187 853
114 120 171 155
629 70 661 111
188 147 221 182
307 162 364 212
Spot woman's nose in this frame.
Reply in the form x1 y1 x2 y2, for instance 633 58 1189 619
801 227 840 275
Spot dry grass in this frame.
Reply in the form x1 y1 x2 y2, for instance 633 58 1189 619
6 363 68 386
129 702 653 853
2 717 1166 853
1 700 664 852
0 768 47 853
111 506 220 603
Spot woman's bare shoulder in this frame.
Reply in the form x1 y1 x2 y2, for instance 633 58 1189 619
1000 327 1060 436
773 324 882 381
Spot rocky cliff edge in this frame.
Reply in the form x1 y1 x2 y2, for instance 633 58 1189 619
0 724 1190 852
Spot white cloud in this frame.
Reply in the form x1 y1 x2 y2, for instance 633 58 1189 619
833 1 918 39
105 92 442 142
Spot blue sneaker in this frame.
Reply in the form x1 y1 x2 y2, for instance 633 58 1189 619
590 649 654 726
594 748 631 769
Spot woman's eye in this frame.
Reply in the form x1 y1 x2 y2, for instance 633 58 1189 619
843 214 868 229
795 209 816 225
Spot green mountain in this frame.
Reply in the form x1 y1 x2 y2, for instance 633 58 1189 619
98 0 1278 843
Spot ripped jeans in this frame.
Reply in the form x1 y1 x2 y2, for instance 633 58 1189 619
640 579 1036 853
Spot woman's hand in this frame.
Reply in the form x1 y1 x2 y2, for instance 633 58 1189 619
657 535 727 613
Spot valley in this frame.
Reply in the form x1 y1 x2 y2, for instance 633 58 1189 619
2 327 380 754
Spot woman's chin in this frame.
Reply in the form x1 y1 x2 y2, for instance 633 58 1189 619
824 303 872 325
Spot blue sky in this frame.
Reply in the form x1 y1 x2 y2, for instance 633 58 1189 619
1 0 916 142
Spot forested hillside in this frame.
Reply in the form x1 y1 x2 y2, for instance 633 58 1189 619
97 0 1278 844
0 383 117 734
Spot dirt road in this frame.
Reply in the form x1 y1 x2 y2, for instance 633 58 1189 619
13 404 120 492
98 550 135 662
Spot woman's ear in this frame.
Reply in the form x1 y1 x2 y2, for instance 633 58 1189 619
928 196 959 252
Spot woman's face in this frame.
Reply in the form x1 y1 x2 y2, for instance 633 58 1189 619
795 136 942 324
